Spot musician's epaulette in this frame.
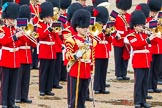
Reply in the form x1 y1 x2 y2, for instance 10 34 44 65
65 36 75 46
0 25 5 32
126 32 136 37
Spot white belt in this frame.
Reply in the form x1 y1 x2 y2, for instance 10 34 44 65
133 49 149 54
2 46 19 52
19 46 30 49
117 30 124 34
80 59 91 63
39 41 55 45
99 40 108 44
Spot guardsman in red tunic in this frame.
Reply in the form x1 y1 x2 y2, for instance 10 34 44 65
29 0 40 69
59 0 72 82
0 2 24 108
62 3 83 106
146 0 162 93
127 10 157 108
15 4 34 104
91 5 111 94
65 9 92 108
112 0 132 80
37 1 62 96
135 3 154 100
47 0 64 89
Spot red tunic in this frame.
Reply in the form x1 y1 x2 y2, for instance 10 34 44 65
146 17 162 54
65 35 92 79
113 13 131 47
127 32 152 68
18 35 36 64
95 33 112 58
0 25 21 68
37 21 62 59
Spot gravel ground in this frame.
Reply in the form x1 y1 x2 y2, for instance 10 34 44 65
2 0 162 108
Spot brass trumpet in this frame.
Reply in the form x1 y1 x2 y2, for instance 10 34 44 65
53 27 62 32
105 26 116 36
23 23 39 44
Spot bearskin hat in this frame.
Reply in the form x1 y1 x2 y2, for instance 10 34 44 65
84 5 94 16
15 0 30 5
71 9 90 31
19 4 31 20
46 0 59 7
116 0 132 10
60 0 71 9
135 3 150 18
2 2 20 19
94 6 109 24
40 1 53 19
2 0 13 5
130 10 146 29
67 3 83 22
147 0 162 12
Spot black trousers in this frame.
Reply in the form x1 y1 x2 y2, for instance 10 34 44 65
114 46 128 77
39 59 55 93
93 58 108 91
31 47 38 67
2 67 18 106
68 76 89 108
60 62 67 81
16 64 31 100
53 53 62 86
134 68 148 105
148 54 161 89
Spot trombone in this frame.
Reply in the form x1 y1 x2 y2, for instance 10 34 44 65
22 23 39 45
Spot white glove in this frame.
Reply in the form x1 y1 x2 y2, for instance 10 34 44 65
76 50 83 58
115 32 121 40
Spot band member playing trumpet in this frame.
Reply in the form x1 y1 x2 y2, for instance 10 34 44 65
113 0 132 80
127 10 157 108
91 6 111 94
135 3 153 100
15 4 35 104
59 0 72 82
147 0 162 93
0 2 23 108
37 1 62 96
65 9 92 108
47 0 64 89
